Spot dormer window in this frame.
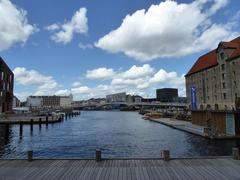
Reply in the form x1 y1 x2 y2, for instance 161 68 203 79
221 64 225 71
220 52 225 60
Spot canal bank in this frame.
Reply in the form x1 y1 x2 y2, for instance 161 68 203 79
146 118 207 137
144 110 240 139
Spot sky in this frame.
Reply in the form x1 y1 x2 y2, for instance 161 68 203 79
0 0 240 101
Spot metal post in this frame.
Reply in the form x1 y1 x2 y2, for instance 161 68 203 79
161 150 170 161
96 149 102 162
30 119 33 132
27 151 33 161
39 118 42 129
20 123 23 136
232 148 239 160
46 115 49 124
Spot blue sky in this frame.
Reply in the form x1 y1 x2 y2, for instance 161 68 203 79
0 0 240 100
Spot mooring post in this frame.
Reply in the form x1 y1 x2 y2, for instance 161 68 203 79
39 118 42 129
232 148 239 160
161 150 170 161
96 149 102 162
46 115 49 124
30 119 33 132
27 150 33 162
20 122 23 136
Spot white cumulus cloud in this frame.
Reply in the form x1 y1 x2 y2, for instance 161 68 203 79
86 67 115 80
95 0 237 61
13 67 59 95
119 64 154 79
46 7 88 44
0 0 37 51
14 65 186 100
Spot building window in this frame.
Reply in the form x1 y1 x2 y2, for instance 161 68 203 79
222 82 226 89
223 93 227 99
220 52 225 60
234 81 237 87
221 64 225 71
222 73 225 80
233 71 236 76
215 95 217 101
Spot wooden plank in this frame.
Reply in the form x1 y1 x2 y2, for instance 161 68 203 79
0 158 240 180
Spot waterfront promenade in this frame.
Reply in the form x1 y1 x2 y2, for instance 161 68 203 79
148 118 206 137
147 118 240 139
0 158 240 179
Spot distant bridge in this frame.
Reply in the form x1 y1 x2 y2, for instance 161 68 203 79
73 102 187 109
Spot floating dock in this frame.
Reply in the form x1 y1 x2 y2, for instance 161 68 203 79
0 158 240 179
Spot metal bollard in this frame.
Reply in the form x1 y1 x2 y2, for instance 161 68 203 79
232 148 239 160
96 149 102 162
46 115 49 124
39 118 42 129
30 119 33 132
27 151 33 162
161 150 170 161
20 123 23 136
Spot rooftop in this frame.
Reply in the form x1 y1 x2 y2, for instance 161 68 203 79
186 36 240 76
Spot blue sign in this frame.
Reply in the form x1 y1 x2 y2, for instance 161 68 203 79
191 86 197 111
226 113 235 136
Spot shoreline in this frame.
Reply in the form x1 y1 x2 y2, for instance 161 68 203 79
146 117 240 139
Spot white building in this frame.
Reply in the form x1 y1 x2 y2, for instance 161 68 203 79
27 96 43 108
27 95 73 109
12 96 21 108
60 95 73 108
106 92 126 103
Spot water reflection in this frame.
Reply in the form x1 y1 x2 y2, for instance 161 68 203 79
0 124 10 157
0 111 240 159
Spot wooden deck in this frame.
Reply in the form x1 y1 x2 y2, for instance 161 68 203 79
0 158 240 179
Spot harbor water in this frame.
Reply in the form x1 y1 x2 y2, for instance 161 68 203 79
0 111 240 159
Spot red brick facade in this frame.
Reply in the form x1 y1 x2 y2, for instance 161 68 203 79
0 57 14 114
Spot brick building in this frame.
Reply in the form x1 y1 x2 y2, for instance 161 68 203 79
27 95 73 109
185 36 240 111
0 57 14 114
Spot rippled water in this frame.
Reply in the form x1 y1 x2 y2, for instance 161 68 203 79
0 111 240 159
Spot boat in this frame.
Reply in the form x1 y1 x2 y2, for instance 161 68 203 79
142 112 162 119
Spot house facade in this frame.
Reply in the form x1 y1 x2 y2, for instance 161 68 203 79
0 57 14 114
185 37 240 111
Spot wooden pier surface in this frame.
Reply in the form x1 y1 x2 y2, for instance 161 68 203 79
0 158 240 179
